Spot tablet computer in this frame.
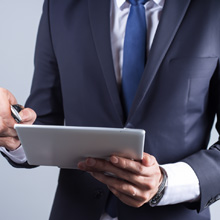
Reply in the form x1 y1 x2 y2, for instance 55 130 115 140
14 124 145 169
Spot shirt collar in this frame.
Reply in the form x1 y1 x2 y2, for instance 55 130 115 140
115 0 165 8
154 0 165 7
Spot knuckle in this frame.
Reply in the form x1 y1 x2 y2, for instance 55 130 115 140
120 183 127 192
142 192 151 202
137 164 144 174
120 159 127 169
147 179 157 189
131 186 136 196
133 174 142 184
136 190 151 204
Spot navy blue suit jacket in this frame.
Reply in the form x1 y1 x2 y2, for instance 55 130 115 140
22 0 220 219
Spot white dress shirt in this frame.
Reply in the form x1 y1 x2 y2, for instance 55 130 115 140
0 1 200 220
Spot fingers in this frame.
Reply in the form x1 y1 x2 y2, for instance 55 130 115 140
0 88 37 125
90 172 146 207
109 153 157 176
78 158 141 186
0 88 18 127
78 157 160 189
142 153 155 167
89 170 152 208
78 155 162 208
0 88 37 150
0 105 20 150
108 186 147 208
108 186 138 207
78 158 122 176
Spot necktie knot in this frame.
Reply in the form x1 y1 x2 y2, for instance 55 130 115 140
129 0 148 6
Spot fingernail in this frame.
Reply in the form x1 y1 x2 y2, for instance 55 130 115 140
111 156 118 164
86 158 96 166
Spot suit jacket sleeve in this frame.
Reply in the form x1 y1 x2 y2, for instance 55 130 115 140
183 67 220 212
25 0 64 126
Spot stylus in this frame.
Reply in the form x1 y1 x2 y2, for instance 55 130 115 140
11 104 23 123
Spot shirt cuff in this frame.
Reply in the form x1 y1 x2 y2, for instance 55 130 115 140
0 145 27 164
158 162 200 206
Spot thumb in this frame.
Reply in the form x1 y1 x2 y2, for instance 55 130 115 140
19 108 37 124
142 153 155 167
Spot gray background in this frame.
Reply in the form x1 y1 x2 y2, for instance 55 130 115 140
0 0 219 219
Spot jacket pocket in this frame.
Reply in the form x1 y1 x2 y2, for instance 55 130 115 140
170 57 218 78
169 57 218 114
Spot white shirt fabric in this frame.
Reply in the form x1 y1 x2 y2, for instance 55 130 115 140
0 0 200 220
0 146 26 164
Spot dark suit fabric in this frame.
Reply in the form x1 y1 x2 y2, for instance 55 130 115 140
24 0 220 219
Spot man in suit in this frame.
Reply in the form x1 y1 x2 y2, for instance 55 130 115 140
0 0 220 219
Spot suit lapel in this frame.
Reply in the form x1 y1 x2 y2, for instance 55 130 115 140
127 0 191 122
88 0 124 125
